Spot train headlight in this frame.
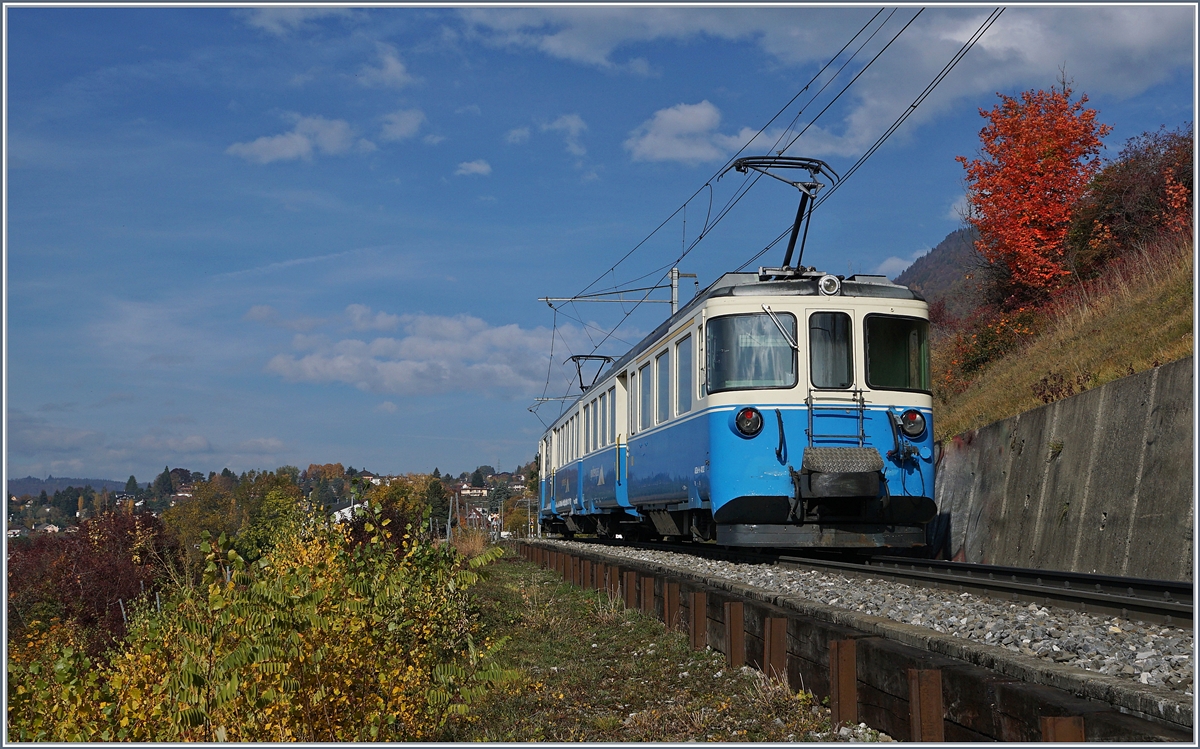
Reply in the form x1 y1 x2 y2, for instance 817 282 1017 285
899 409 926 438
734 407 764 437
818 274 841 295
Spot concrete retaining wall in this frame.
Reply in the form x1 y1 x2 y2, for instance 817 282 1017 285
928 356 1194 581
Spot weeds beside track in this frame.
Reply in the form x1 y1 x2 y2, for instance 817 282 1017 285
449 551 891 742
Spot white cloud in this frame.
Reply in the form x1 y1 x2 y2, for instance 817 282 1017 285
460 7 766 71
8 410 105 456
243 305 327 332
423 134 446 145
238 437 285 453
346 303 400 331
875 248 930 279
542 114 588 156
137 434 213 454
265 313 560 397
455 159 492 176
240 8 356 36
227 115 375 164
946 194 970 222
624 100 726 163
380 108 426 141
506 126 531 144
359 42 416 88
377 401 398 413
466 7 1192 159
456 104 483 115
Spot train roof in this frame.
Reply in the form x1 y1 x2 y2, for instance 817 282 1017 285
549 270 924 425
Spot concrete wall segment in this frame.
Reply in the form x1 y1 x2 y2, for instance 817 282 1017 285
932 357 1193 580
1124 359 1194 580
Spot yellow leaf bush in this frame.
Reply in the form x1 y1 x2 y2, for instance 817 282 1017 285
7 505 511 741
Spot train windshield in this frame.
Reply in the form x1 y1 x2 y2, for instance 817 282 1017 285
865 314 931 392
706 313 797 393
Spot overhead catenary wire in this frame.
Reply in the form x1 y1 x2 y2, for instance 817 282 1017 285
533 10 892 417
810 7 1005 212
567 7 889 303
576 9 925 358
735 8 1004 274
533 8 928 415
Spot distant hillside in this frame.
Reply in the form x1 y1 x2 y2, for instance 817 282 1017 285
894 227 981 320
7 476 135 498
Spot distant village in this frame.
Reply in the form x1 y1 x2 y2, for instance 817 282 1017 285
7 462 533 540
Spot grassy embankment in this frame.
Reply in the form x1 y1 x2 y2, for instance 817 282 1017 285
933 237 1193 440
450 550 890 742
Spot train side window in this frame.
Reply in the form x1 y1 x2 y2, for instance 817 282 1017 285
639 363 653 430
865 314 931 392
809 311 853 389
629 370 638 434
591 398 599 449
676 334 692 415
706 313 797 393
583 405 590 454
655 350 670 424
608 386 616 443
598 393 607 447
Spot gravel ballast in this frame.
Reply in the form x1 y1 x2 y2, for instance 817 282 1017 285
544 540 1194 697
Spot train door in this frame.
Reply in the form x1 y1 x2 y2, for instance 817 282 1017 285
805 308 865 447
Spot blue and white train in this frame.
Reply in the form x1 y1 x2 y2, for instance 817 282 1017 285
537 267 937 549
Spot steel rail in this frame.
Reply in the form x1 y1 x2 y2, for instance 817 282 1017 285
573 538 1192 627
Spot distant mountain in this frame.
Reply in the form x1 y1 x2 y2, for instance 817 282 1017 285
894 226 982 321
7 476 136 498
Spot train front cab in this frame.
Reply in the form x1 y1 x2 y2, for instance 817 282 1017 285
702 290 936 547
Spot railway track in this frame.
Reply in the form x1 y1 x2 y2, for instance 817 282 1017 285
575 537 1193 627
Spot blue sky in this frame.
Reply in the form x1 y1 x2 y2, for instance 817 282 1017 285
4 5 1194 483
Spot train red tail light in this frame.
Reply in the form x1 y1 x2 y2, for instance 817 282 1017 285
899 409 926 438
735 407 764 437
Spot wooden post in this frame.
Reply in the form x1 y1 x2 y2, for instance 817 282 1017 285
690 592 707 650
594 562 605 592
573 556 581 586
664 582 680 630
623 571 638 609
608 565 620 598
907 668 944 742
829 639 857 726
763 616 788 684
1040 716 1086 742
640 575 656 615
724 601 745 667
583 559 592 589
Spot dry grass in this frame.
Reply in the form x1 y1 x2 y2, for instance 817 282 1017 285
451 527 489 558
447 551 888 742
933 235 1193 439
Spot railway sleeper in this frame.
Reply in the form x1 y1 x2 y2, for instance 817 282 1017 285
521 541 1192 742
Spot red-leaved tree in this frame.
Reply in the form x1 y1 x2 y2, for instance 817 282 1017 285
957 84 1112 305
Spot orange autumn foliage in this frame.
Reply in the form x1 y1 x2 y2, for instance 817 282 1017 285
957 84 1112 298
